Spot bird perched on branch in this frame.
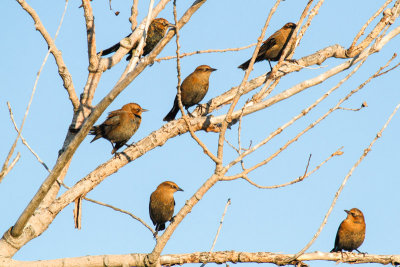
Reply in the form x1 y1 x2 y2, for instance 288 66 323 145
163 65 217 122
238 22 297 71
89 103 147 155
149 181 183 236
98 18 174 60
331 208 366 253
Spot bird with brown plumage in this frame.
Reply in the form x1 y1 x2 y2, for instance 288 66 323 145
331 208 366 253
163 65 217 122
238 22 297 71
98 18 174 60
89 103 147 155
149 181 183 236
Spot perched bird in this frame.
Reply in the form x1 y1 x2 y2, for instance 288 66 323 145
89 103 147 154
331 208 366 253
163 65 217 122
149 181 183 235
98 18 173 60
238 22 297 71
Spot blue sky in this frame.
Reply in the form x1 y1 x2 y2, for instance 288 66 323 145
1 0 399 266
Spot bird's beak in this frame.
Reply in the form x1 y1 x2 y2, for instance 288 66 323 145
168 23 176 28
142 109 149 112
344 210 350 214
177 187 184 192
210 68 217 72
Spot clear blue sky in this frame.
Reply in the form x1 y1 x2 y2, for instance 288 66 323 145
1 0 399 266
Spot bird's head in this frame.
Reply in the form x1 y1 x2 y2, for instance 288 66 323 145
345 208 365 223
283 22 297 29
193 65 217 78
122 103 148 116
158 181 184 194
152 18 174 33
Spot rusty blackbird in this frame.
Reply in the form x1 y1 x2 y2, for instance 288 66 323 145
149 181 183 235
89 103 147 154
163 65 217 122
238 22 297 70
331 208 366 253
99 18 173 60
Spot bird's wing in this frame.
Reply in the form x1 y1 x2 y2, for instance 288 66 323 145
100 110 128 131
257 36 278 58
149 195 156 225
331 223 342 252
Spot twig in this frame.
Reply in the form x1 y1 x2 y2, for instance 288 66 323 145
172 0 220 164
210 199 231 252
155 43 256 62
62 183 155 234
289 103 400 262
302 154 312 178
7 103 51 172
222 147 342 190
1 0 69 183
200 198 232 267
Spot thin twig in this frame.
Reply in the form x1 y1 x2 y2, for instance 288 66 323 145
222 147 342 190
155 43 256 62
173 0 220 164
7 103 51 172
210 198 231 252
62 183 155 234
200 198 232 267
1 0 69 183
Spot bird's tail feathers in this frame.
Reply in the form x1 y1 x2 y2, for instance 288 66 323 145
98 42 121 56
238 59 251 70
163 98 180 122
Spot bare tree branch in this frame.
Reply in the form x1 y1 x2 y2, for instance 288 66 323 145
0 251 399 267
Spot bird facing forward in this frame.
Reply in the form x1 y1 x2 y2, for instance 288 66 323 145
99 18 174 60
89 103 147 154
163 65 217 122
149 181 183 235
238 22 297 71
331 208 366 253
